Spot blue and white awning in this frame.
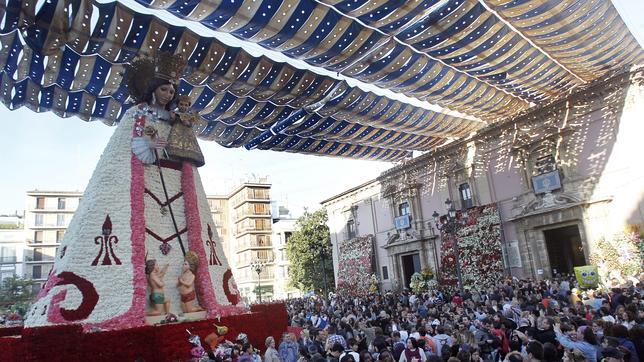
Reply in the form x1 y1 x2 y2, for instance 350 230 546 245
0 0 642 161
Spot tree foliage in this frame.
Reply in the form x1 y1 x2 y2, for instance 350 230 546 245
286 209 335 294
0 276 37 316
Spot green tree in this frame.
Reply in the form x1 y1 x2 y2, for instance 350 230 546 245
286 209 335 295
0 276 37 316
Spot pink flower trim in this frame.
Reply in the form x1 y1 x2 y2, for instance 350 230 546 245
182 162 220 317
35 270 60 301
47 289 68 324
87 148 148 331
182 163 246 317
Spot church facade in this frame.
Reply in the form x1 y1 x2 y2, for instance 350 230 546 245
322 67 644 291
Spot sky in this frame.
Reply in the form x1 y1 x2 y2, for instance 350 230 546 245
0 0 642 216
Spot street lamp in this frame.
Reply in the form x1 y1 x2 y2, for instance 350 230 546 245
250 260 267 303
318 238 330 299
433 198 468 294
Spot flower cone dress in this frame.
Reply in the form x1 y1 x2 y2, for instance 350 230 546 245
25 106 244 330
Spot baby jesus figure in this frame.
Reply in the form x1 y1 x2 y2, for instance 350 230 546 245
166 95 205 167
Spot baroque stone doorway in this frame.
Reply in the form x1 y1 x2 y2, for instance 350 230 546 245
401 253 421 288
543 225 585 275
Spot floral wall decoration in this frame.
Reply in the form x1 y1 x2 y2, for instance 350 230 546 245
589 228 643 285
439 204 504 293
336 235 374 295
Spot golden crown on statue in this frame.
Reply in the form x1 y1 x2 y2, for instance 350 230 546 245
152 52 188 83
126 51 187 103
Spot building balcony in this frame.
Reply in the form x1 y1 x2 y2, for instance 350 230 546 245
28 208 76 213
232 195 270 208
236 255 274 267
0 256 18 264
238 272 275 282
236 241 273 252
233 211 272 223
234 226 272 235
28 225 68 230
26 239 60 247
24 255 56 263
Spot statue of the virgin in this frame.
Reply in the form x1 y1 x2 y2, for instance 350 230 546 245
25 53 243 330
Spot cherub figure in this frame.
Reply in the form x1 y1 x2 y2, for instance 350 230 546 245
178 250 204 313
166 95 205 167
146 259 171 316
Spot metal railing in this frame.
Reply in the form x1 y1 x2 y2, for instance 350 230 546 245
0 256 17 263
24 255 56 262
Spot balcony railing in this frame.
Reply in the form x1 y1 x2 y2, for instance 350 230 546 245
233 209 271 220
0 256 17 264
236 241 273 251
31 206 76 212
30 224 68 229
235 225 271 234
26 239 59 245
24 255 56 262
247 191 270 200
237 254 274 266
241 272 274 281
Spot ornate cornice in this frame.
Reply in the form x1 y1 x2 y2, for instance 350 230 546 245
378 65 643 181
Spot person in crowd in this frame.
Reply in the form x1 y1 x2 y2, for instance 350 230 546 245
524 341 544 362
283 275 642 362
360 351 374 362
377 350 395 362
340 338 361 362
541 342 558 362
611 324 640 362
399 337 426 362
562 349 586 362
327 324 348 350
602 346 625 362
328 343 344 362
432 326 454 357
279 332 299 362
297 345 311 362
554 323 601 362
311 328 327 357
391 331 406 361
238 343 257 362
417 327 437 356
264 336 280 362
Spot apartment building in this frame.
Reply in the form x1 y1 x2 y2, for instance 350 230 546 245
23 191 82 289
207 181 274 302
0 215 25 284
271 217 301 299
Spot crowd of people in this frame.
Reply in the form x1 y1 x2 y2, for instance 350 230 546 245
269 276 643 362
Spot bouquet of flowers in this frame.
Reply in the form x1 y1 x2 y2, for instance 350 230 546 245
213 341 236 362
410 267 436 294
369 274 379 293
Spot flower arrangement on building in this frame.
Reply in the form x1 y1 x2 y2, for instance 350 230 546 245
440 204 504 292
409 267 437 294
336 235 374 295
589 227 644 285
